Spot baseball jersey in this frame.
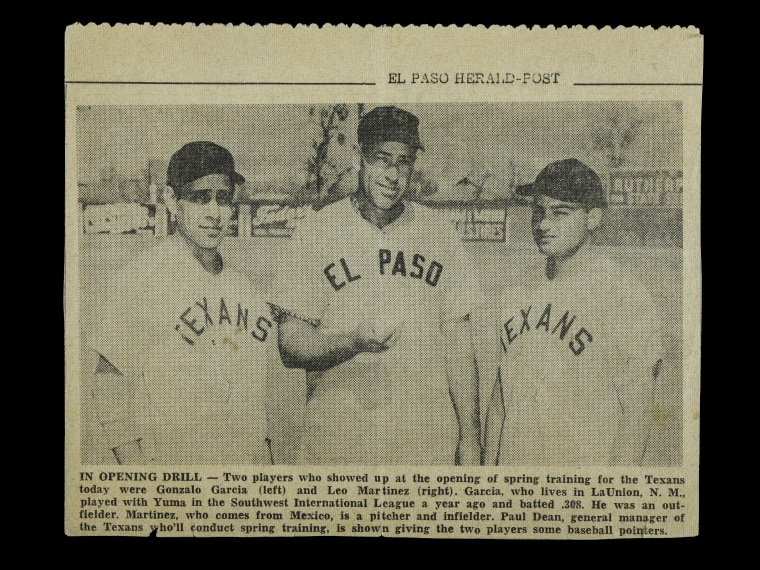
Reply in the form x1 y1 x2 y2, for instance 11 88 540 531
270 196 481 465
496 250 662 466
89 236 274 465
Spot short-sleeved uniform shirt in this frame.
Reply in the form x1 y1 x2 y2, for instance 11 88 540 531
496 250 662 466
271 197 479 465
89 236 274 464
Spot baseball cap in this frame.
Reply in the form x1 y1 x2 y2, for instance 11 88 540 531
167 141 245 192
516 158 607 208
358 106 424 151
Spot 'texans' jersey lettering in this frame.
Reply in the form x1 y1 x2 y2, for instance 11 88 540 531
175 296 272 345
501 303 593 356
323 249 443 292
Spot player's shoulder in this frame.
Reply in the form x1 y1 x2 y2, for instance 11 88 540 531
500 259 544 306
221 261 254 284
408 200 437 216
109 238 171 287
409 200 446 224
120 237 162 267
293 198 350 236
221 259 264 292
584 250 658 312
311 196 352 221
223 266 270 308
573 250 625 284
408 202 462 242
591 252 646 291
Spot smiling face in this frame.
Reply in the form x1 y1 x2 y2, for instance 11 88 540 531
531 193 601 259
169 173 234 250
360 141 416 210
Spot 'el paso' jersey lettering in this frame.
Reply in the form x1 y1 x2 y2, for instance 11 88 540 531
270 197 482 465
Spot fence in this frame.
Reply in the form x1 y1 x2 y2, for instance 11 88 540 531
78 202 510 242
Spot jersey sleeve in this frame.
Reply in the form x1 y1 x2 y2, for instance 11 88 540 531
87 265 146 378
267 213 329 325
87 262 154 451
91 370 151 450
440 218 485 323
610 272 664 389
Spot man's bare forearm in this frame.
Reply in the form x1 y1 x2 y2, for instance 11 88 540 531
278 313 360 371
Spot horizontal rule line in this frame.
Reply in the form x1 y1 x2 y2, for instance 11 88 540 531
574 82 702 86
65 80 377 86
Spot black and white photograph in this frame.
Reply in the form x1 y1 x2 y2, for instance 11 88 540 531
66 25 701 539
77 101 683 467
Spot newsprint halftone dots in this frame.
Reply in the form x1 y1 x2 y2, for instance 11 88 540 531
78 102 682 467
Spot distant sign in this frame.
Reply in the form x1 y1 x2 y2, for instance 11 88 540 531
609 171 683 207
449 206 507 242
81 202 507 242
249 202 508 241
251 204 313 237
82 203 156 234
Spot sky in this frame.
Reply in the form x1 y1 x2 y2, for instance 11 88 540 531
76 101 682 201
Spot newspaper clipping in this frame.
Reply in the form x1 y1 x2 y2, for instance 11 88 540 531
64 25 702 539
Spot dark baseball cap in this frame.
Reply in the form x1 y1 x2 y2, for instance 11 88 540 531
167 141 245 192
516 158 607 208
358 106 424 151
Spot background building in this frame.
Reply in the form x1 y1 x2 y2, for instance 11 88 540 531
77 102 684 466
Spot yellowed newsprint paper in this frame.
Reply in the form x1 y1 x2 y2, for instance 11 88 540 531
64 25 702 539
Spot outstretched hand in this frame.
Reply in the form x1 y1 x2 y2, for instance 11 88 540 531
354 320 402 353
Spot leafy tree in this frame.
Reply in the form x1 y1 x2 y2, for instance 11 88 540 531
305 104 353 203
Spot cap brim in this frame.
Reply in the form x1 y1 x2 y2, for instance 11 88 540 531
515 183 535 196
233 172 245 185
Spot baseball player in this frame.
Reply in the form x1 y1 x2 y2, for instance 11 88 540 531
484 158 662 466
269 106 482 465
89 141 274 464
